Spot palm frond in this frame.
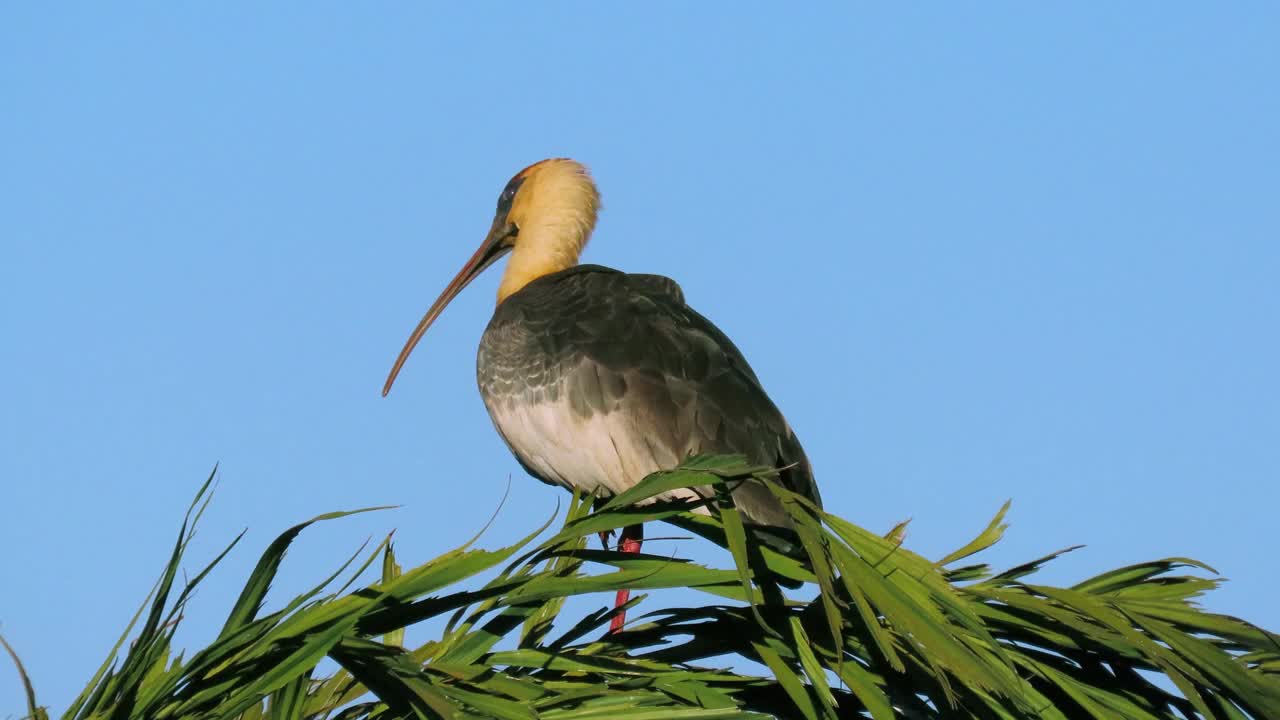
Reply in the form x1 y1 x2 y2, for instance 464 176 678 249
10 457 1279 719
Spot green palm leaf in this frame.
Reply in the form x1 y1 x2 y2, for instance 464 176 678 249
8 457 1278 719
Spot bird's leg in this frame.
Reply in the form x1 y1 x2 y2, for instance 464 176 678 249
609 523 644 634
593 497 613 550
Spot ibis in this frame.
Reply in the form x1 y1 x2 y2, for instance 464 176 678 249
383 159 822 632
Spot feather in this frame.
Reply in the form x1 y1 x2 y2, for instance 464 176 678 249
477 265 820 526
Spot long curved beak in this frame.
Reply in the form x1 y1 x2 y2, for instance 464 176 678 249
382 218 514 396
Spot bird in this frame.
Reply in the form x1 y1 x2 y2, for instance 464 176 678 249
382 158 821 633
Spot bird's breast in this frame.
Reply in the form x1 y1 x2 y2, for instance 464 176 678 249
475 306 688 499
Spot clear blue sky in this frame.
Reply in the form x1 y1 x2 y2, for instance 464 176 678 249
2 4 1277 714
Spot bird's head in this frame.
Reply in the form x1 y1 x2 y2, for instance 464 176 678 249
382 158 600 396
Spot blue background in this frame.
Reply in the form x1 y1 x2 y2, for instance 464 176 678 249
2 4 1277 713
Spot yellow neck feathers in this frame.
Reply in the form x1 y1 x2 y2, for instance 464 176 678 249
497 160 600 303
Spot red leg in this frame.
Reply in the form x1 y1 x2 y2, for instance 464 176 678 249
609 523 644 634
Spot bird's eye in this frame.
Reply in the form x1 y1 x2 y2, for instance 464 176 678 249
498 177 525 209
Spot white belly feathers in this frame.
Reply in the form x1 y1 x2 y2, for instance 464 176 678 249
483 377 704 507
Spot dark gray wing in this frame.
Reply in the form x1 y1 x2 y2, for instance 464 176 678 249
482 265 819 523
